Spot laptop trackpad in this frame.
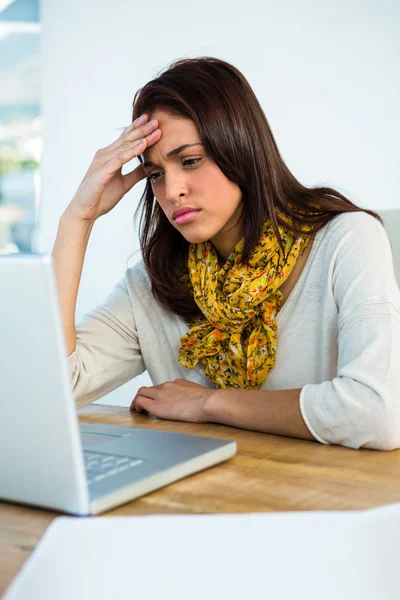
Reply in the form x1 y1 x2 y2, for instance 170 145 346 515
81 431 132 446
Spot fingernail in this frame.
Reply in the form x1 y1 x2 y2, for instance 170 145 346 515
135 114 147 124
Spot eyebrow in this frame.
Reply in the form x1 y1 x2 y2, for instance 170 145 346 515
142 143 203 168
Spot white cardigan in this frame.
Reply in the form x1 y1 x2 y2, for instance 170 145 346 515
68 211 400 450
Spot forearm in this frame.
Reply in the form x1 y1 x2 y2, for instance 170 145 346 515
203 388 316 441
51 208 95 356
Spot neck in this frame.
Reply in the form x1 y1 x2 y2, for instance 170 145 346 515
212 233 240 266
210 210 243 262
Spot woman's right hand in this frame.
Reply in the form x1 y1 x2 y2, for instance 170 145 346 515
67 114 161 223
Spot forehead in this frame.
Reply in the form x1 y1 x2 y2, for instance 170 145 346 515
141 110 201 162
146 109 195 129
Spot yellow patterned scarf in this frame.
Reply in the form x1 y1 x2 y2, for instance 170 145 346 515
178 214 313 389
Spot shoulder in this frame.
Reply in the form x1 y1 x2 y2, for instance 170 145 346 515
123 258 187 327
321 210 387 247
313 211 391 272
317 211 399 314
123 259 165 312
101 260 151 305
126 257 149 277
119 259 161 313
124 259 151 291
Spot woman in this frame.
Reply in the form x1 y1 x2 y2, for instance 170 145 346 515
52 56 400 450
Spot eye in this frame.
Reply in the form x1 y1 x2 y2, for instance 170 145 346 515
148 172 161 182
148 157 202 183
182 157 201 168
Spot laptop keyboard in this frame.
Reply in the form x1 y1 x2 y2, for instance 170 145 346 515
84 450 143 485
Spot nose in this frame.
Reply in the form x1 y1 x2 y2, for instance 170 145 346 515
164 171 189 205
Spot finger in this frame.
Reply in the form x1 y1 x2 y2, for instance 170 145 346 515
85 116 158 178
132 403 150 415
121 129 164 191
134 395 155 414
136 385 161 400
87 120 157 177
122 162 148 193
106 114 150 153
122 117 158 143
99 128 162 179
101 118 159 159
130 395 145 412
94 139 143 181
126 113 149 131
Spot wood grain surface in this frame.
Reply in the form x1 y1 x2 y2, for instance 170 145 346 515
2 404 400 594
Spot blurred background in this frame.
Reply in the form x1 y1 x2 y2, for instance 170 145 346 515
0 0 40 254
1 0 399 404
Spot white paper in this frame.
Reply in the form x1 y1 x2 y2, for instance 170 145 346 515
4 509 400 600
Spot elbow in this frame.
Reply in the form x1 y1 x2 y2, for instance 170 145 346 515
68 349 95 409
301 378 400 451
362 402 400 452
365 427 400 451
335 377 400 451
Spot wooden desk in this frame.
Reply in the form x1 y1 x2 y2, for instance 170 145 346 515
2 404 400 594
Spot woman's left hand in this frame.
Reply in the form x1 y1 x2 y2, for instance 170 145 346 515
130 379 213 423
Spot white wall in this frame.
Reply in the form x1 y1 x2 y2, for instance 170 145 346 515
39 0 400 406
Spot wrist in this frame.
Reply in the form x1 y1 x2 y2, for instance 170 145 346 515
202 388 226 423
61 205 97 229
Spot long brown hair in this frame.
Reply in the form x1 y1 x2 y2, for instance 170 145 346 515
132 56 382 321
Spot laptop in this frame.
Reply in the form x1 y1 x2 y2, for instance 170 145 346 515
0 254 236 516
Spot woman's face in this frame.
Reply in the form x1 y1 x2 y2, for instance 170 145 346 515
141 109 243 259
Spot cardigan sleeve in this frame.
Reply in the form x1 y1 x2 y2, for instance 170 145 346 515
67 276 145 408
299 213 400 450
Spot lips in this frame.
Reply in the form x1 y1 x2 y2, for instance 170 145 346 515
172 206 200 221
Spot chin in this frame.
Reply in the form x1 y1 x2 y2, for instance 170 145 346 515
175 223 216 245
180 228 220 245
181 233 210 244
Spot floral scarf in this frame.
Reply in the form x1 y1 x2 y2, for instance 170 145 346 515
178 214 313 389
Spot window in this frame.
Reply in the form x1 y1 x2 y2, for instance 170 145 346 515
0 0 41 254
